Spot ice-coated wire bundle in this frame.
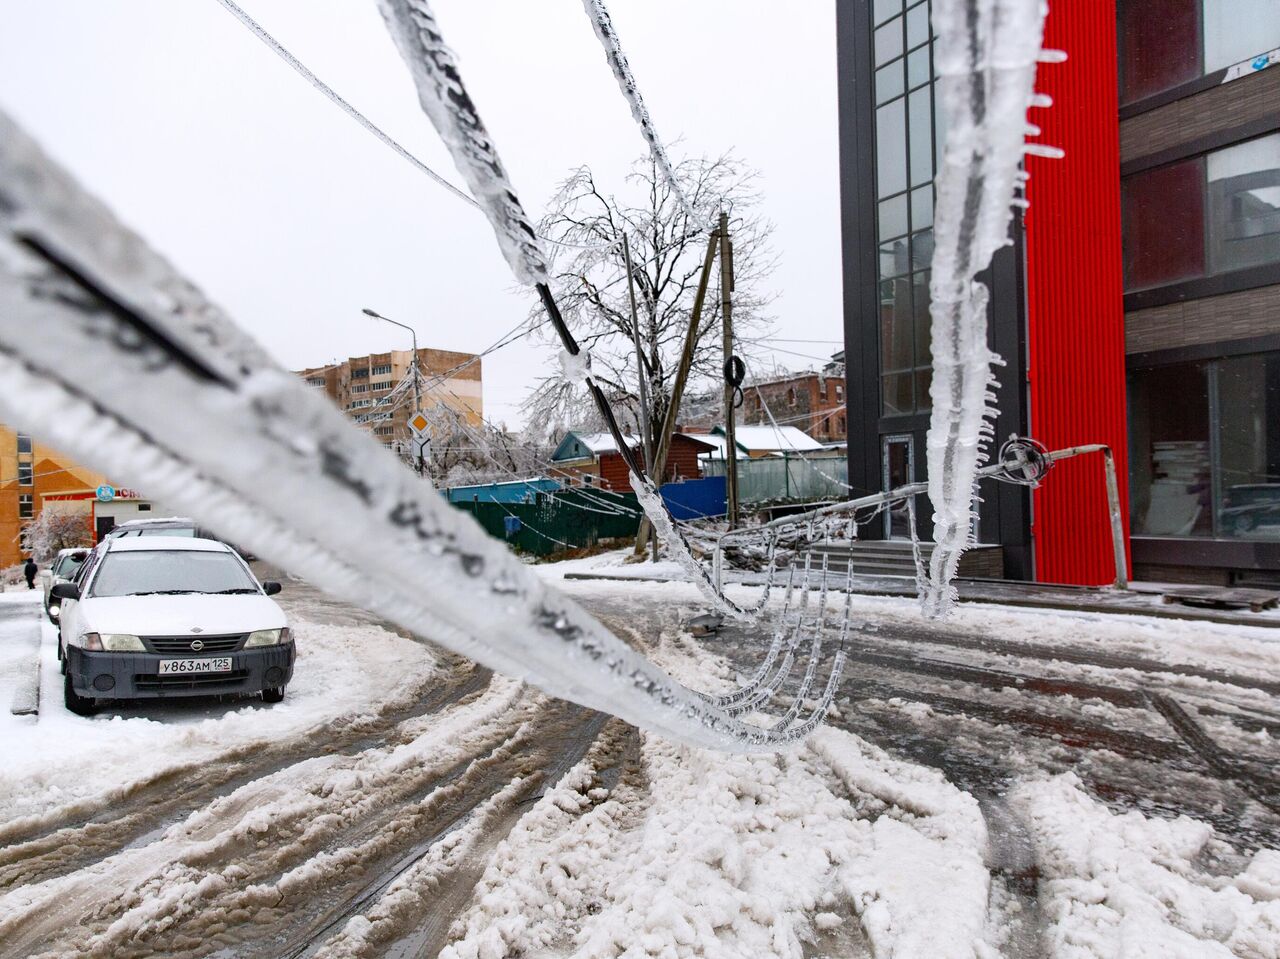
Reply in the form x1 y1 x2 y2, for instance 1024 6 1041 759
0 109 840 752
579 0 712 233
920 0 1056 618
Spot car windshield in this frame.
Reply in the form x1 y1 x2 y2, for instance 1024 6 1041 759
89 550 259 597
55 554 86 579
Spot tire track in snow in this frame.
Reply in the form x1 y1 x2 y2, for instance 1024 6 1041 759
0 661 492 892
1 677 540 958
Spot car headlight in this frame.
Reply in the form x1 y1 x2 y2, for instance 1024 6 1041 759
101 633 145 651
246 627 289 648
49 604 60 617
80 633 144 651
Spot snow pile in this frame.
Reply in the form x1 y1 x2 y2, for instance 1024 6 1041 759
0 617 440 836
1010 773 1280 957
438 639 994 959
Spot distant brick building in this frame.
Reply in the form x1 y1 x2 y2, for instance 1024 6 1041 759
0 425 161 567
296 346 482 451
743 371 848 444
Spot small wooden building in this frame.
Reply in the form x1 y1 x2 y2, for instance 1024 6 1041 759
550 431 715 491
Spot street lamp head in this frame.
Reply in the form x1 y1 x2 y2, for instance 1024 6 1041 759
361 307 381 318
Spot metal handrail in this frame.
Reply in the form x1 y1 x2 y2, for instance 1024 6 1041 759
713 442 1128 592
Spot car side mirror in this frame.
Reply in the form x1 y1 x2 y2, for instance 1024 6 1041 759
50 582 80 601
262 581 282 596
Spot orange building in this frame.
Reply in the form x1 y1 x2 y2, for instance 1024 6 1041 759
0 426 158 568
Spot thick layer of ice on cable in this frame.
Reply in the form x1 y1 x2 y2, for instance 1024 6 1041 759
921 0 1048 618
0 108 829 752
580 0 710 232
377 0 548 286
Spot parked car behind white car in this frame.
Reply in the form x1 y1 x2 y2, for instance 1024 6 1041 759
40 547 89 623
52 537 293 715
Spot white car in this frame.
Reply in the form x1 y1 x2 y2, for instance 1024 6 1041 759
40 547 90 623
52 537 294 715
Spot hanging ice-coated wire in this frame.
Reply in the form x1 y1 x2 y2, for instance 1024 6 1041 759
579 0 713 233
0 107 841 751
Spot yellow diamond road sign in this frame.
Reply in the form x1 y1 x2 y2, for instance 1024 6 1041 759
408 411 430 436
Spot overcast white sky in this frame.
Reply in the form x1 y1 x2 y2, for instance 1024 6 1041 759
0 1 844 429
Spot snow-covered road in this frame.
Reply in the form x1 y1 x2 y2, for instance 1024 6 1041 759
0 565 1278 958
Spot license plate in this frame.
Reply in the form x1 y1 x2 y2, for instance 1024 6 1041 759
158 657 232 675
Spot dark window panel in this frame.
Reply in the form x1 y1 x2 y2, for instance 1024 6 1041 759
1206 133 1280 275
874 0 903 27
882 372 916 416
880 276 915 373
878 194 909 240
909 86 934 186
1119 0 1200 104
875 62 905 105
911 184 934 231
912 269 933 367
914 367 934 413
906 2 930 49
907 45 931 89
1122 157 1206 289
879 238 911 280
1217 352 1280 540
911 229 934 272
1127 362 1212 536
876 99 907 197
875 17 904 66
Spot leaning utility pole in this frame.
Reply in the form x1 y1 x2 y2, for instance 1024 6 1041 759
623 235 657 560
719 210 740 529
632 227 719 556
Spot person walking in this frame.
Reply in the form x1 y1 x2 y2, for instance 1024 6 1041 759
23 556 37 590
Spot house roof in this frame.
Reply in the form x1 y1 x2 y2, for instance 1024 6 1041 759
551 430 715 462
551 431 640 461
711 424 826 453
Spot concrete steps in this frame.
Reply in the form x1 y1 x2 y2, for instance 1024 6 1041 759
807 540 1006 579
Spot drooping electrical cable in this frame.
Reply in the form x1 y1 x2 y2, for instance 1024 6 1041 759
579 0 713 233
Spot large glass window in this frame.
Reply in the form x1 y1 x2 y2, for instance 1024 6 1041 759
1129 351 1280 540
874 0 937 416
1122 134 1280 290
1119 0 1280 105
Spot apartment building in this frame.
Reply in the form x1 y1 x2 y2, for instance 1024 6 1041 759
296 347 483 450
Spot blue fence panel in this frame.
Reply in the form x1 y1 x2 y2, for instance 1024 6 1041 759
660 476 726 520
446 478 561 504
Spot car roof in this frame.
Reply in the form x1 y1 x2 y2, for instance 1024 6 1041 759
56 547 89 558
111 516 197 530
104 536 233 553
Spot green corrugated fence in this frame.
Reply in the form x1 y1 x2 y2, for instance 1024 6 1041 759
452 488 641 556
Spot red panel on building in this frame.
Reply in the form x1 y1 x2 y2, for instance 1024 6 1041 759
1023 1 1131 585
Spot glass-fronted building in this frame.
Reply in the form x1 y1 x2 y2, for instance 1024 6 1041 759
838 0 1280 586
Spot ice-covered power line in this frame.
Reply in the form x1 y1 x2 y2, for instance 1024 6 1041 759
919 0 1058 618
0 107 844 751
579 0 712 233
211 0 478 210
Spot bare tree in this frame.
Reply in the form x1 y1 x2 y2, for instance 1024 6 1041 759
523 152 776 448
420 402 549 489
21 509 91 562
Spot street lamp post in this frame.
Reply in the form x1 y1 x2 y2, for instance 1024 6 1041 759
362 307 424 476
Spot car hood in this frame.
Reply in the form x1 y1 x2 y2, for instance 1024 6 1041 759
80 594 287 637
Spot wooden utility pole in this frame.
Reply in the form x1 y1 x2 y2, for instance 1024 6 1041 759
719 210 740 529
632 228 719 555
623 235 657 560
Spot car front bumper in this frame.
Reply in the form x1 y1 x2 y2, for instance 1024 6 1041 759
66 643 296 700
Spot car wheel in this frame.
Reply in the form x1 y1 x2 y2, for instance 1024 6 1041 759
261 686 285 704
63 670 96 716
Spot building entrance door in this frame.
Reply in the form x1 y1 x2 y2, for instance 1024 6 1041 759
882 434 915 540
